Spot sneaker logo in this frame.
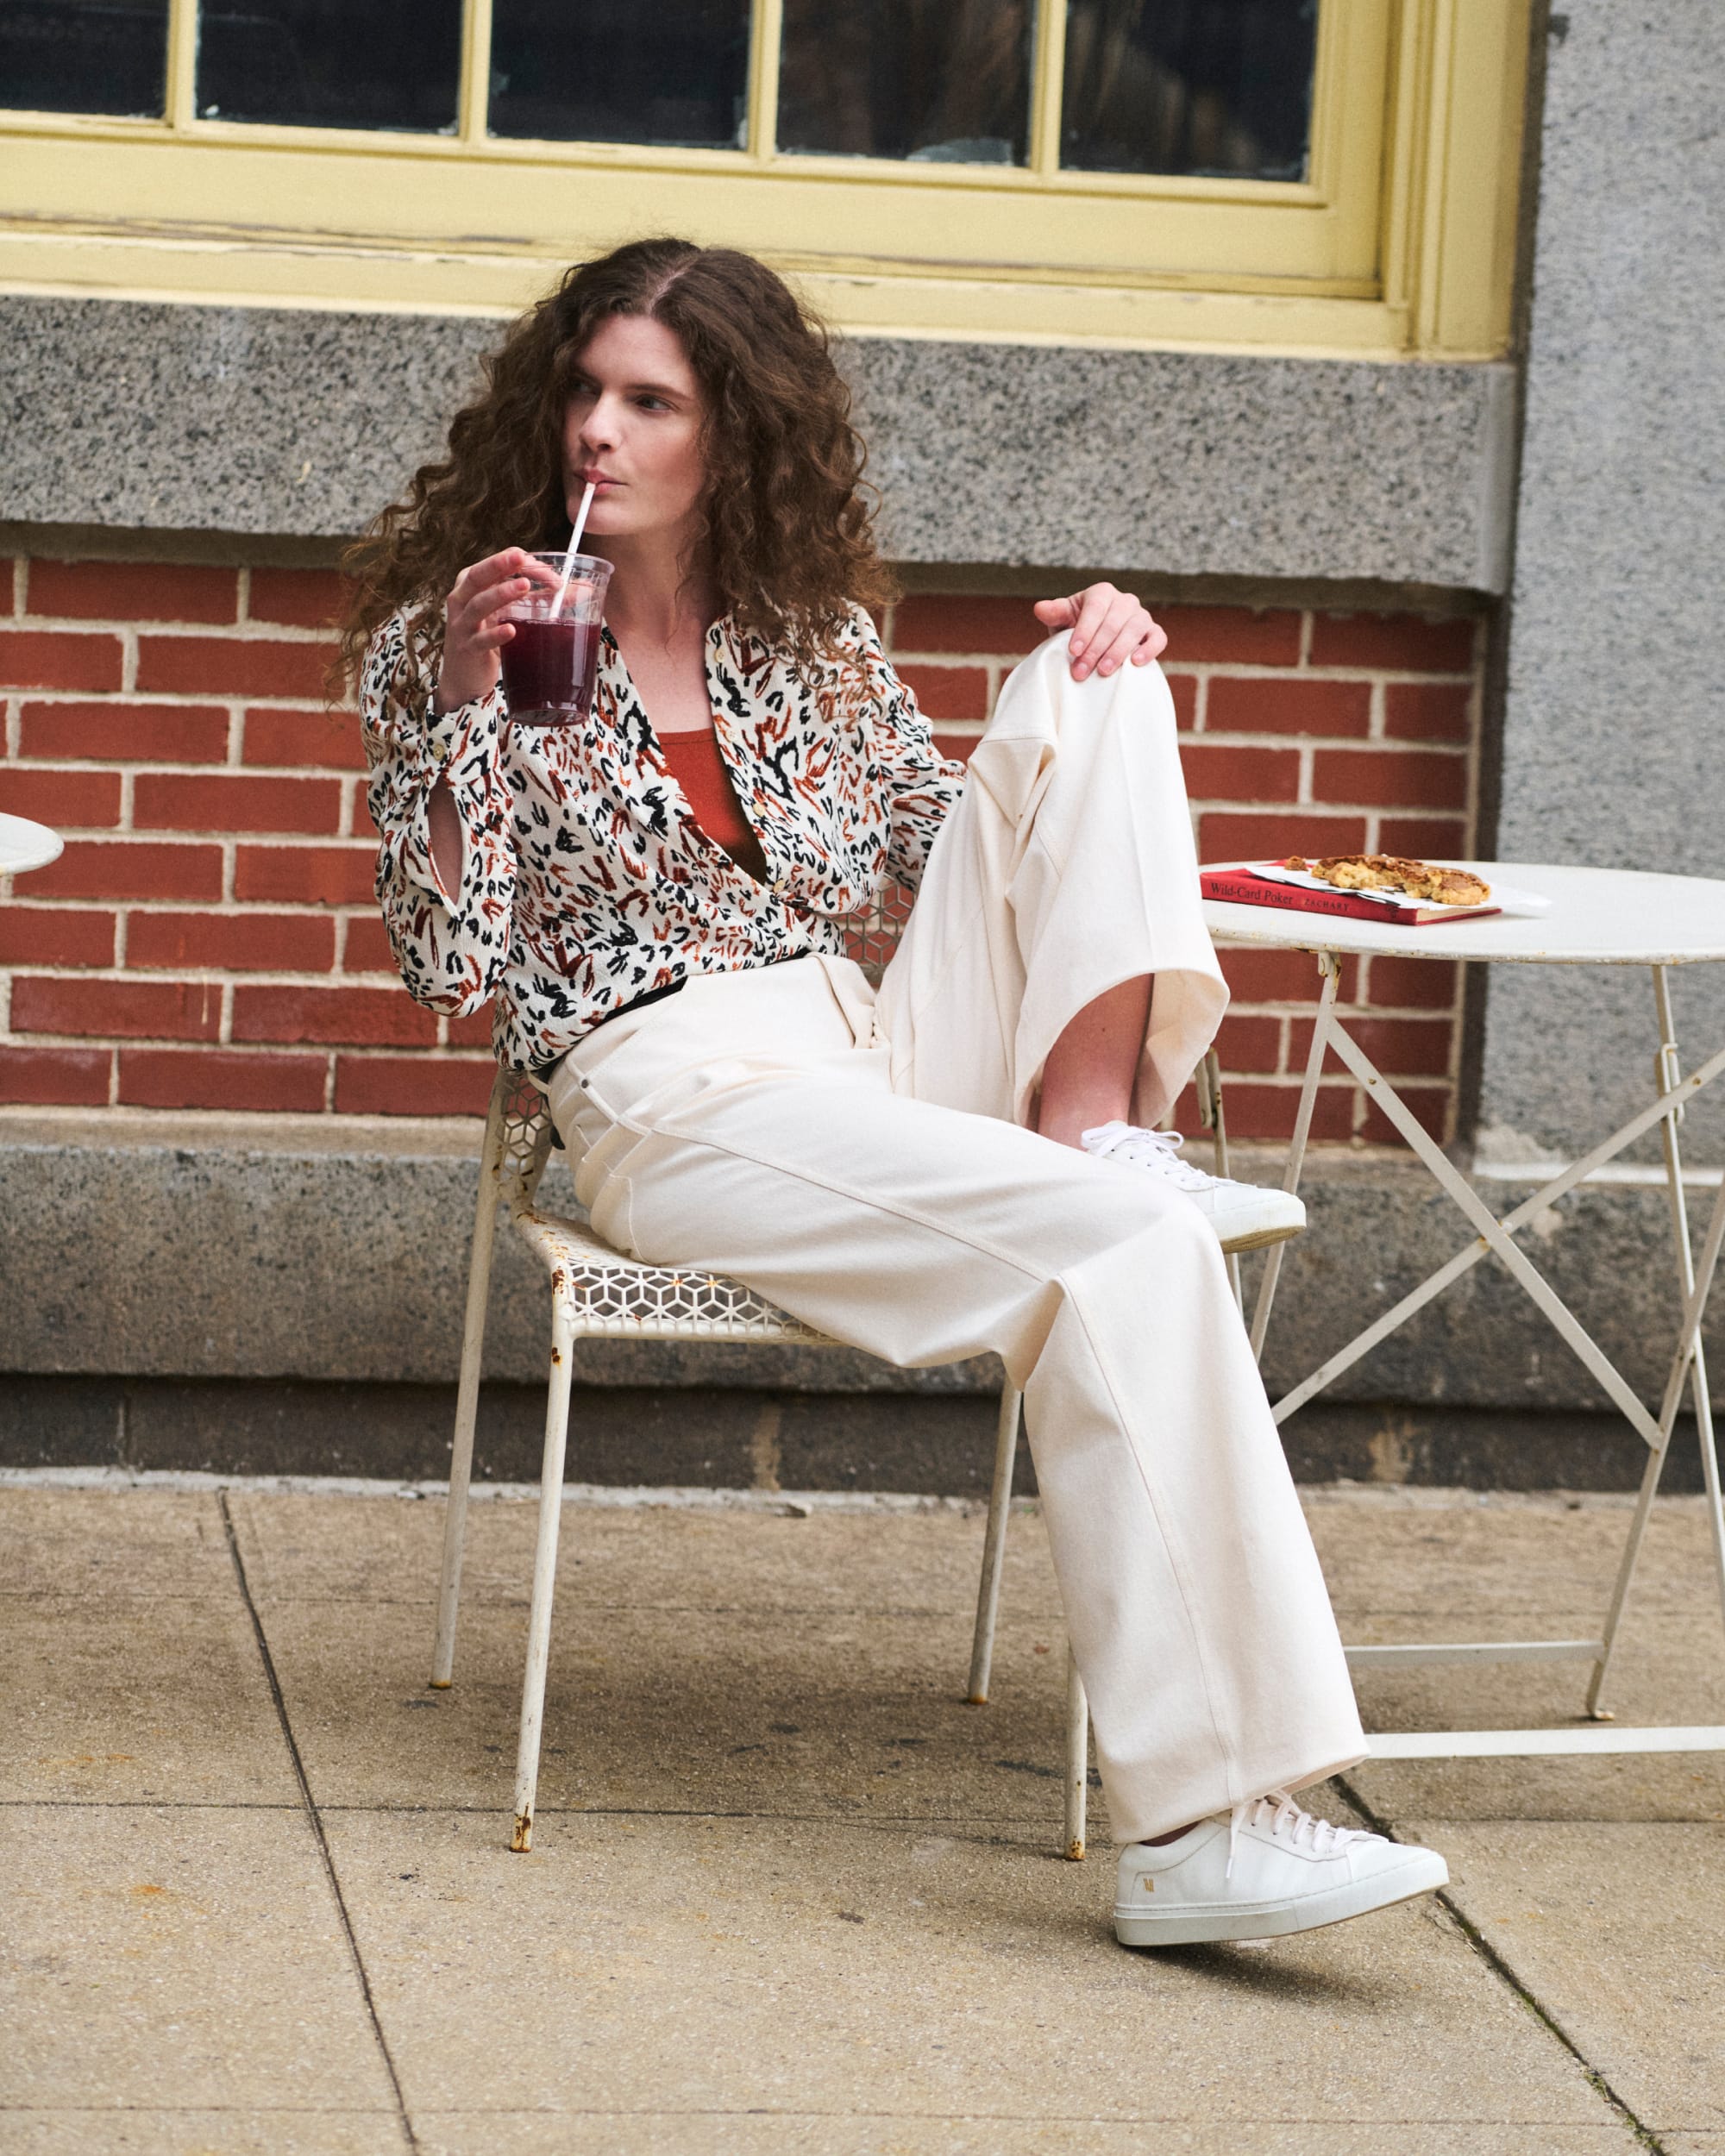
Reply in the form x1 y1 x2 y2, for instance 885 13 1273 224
1138 1876 1156 1894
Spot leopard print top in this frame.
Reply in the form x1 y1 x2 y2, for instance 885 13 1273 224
361 603 966 1072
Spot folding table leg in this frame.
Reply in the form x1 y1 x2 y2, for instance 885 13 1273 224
1646 973 1725 1655
967 1383 1022 1705
1195 1050 1243 1308
1582 971 1725 1717
1250 952 1341 1361
511 1294 577 1853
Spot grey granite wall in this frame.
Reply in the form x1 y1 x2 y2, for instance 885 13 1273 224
1479 1 1725 1164
3 1114 1718 1426
0 293 1515 592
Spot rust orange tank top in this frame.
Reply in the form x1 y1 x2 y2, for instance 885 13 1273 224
658 727 766 881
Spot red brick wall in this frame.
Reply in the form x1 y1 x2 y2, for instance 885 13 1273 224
0 558 1482 1138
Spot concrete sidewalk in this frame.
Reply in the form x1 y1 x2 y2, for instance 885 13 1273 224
3 1475 1722 2154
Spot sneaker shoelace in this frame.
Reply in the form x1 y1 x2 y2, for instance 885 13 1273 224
1082 1123 1219 1194
1226 1790 1377 1878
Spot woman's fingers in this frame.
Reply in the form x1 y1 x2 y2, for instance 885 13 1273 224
1065 586 1117 678
1036 585 1167 677
1084 594 1137 676
449 573 531 648
1091 594 1164 675
436 554 543 711
447 551 556 633
1132 613 1170 665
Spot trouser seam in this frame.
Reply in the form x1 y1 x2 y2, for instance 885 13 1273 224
1059 1259 1243 1811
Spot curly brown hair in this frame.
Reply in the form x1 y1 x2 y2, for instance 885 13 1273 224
338 238 894 686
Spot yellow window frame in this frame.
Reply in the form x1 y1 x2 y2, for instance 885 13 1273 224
0 0 1529 358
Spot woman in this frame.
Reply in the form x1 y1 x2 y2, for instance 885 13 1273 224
348 237 1446 1948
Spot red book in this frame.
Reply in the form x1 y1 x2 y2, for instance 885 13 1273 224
1199 863 1498 926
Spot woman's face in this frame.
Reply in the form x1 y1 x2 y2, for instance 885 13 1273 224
561 313 707 549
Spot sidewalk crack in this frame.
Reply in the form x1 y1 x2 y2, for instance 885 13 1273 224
1335 1774 1670 2156
220 1492 418 2153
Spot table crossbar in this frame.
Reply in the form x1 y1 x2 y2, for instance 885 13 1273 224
1345 1639 1602 1667
1267 1023 1725 1438
1367 1725 1725 1760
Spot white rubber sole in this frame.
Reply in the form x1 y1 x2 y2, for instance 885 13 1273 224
1113 1850 1449 1947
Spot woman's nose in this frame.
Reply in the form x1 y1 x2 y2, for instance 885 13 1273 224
580 397 622 452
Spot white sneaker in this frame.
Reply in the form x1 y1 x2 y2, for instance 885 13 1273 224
1081 1121 1307 1253
1113 1792 1449 1947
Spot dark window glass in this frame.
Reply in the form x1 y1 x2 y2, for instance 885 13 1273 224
489 0 750 147
1062 0 1318 179
197 0 460 130
0 0 167 115
778 0 1031 166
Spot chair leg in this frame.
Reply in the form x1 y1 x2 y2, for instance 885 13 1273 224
1064 1645 1088 1861
967 1382 1022 1704
431 1087 506 1689
511 1294 577 1853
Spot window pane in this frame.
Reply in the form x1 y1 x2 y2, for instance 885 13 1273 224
489 0 750 147
0 0 167 116
778 0 1031 166
1062 0 1318 179
197 0 461 130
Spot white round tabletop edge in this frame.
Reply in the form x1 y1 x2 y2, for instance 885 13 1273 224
0 812 64 879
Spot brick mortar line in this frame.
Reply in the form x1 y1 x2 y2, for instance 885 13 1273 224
4 693 357 709
887 649 1479 686
6 770 368 783
5 905 381 920
0 1026 1419 1081
7 791 1473 836
1189 797 1469 812
5 975 1466 1023
13 617 339 642
5 743 1474 771
1182 739 1471 754
7 833 373 844
0 1030 488 1056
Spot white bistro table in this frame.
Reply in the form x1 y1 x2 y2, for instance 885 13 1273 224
1200 862 1725 1762
0 812 63 880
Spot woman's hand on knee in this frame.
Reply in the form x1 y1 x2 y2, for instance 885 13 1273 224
1033 584 1166 682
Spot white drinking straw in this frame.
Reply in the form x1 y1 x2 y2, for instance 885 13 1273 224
552 480 598 613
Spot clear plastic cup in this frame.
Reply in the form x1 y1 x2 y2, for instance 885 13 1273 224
498 552 613 724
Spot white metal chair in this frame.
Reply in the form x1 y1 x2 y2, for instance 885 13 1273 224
430 903 1092 1858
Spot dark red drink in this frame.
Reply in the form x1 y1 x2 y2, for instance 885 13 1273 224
500 614 604 724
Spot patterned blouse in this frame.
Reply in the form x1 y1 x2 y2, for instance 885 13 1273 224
361 603 968 1072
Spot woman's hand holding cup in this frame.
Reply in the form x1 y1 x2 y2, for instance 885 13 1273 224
434 548 559 715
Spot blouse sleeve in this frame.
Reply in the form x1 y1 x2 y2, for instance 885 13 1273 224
852 611 968 893
360 610 517 1019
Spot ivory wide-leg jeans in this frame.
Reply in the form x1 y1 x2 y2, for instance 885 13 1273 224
546 637 1365 1843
